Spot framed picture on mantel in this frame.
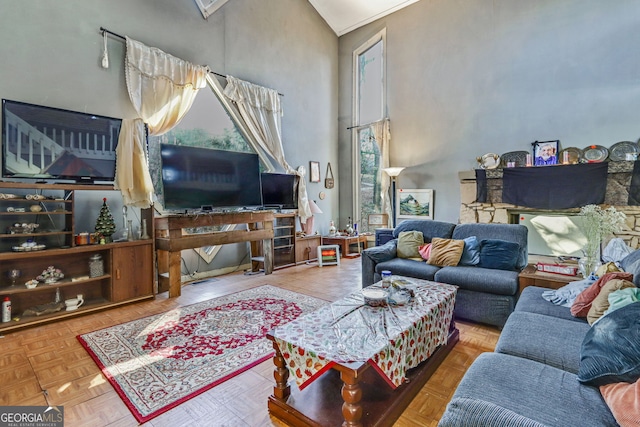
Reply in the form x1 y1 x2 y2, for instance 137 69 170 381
533 140 559 166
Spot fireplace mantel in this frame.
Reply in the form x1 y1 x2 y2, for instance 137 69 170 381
459 162 640 249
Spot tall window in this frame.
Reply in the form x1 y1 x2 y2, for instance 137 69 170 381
353 29 386 232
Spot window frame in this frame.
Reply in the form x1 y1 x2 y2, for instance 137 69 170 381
351 28 387 225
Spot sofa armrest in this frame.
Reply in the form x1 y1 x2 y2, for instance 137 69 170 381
361 240 397 287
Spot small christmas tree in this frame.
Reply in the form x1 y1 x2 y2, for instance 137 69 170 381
95 198 116 243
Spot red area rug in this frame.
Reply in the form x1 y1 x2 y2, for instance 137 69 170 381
77 285 326 423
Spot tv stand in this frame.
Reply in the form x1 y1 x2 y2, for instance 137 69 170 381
154 211 275 298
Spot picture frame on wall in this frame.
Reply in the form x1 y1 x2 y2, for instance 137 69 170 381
397 189 434 220
310 161 321 182
533 140 559 166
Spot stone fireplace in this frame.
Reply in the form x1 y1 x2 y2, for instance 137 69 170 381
459 161 640 251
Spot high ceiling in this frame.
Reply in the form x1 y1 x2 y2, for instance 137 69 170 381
308 0 420 36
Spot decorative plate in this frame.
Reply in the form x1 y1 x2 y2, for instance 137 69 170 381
608 141 639 161
582 145 609 163
476 153 501 169
499 151 529 168
558 147 583 165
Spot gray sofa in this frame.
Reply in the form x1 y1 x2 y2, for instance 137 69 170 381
438 285 620 426
361 219 528 328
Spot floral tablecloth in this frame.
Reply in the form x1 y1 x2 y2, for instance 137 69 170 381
271 279 457 390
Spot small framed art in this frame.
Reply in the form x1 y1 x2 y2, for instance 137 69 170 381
397 189 434 220
533 140 559 166
310 161 321 182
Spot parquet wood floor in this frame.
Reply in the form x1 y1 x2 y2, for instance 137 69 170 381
0 257 500 426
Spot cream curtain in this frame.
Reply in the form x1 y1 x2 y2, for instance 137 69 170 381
371 119 392 226
223 76 312 221
114 37 209 207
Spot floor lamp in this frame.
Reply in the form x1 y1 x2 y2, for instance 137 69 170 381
383 167 405 228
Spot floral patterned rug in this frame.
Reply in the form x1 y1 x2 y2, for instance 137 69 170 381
77 285 326 423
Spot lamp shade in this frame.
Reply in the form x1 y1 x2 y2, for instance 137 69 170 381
309 199 323 214
383 167 405 177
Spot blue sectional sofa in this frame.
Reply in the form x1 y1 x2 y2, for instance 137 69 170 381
438 285 627 426
361 219 528 328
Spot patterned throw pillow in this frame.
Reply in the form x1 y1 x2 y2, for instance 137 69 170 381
427 238 464 267
396 231 424 259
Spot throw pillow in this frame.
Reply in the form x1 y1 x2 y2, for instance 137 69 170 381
595 261 621 278
427 238 464 267
458 236 480 266
570 272 634 318
418 243 432 261
586 279 636 325
477 239 520 271
578 301 640 386
396 231 424 259
600 380 640 427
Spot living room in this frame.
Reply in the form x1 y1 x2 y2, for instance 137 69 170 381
1 1 639 426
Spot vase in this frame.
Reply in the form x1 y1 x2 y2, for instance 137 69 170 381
45 278 59 285
578 257 601 278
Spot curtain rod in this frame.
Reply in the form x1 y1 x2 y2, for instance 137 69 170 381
100 27 283 96
347 118 388 130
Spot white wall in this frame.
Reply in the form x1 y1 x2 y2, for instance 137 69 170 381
339 0 640 223
0 0 339 272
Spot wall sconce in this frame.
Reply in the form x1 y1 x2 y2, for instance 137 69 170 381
383 167 405 228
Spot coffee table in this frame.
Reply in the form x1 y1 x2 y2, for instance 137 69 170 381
266 278 459 427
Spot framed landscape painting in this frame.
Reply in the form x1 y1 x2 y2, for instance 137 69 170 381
397 189 434 220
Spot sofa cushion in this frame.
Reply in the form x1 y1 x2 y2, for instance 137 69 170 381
396 231 424 259
435 266 519 296
458 236 480 266
571 272 634 318
427 238 464 267
515 286 588 323
375 258 441 282
439 352 618 427
620 249 640 287
478 239 520 271
587 279 636 325
452 223 528 271
495 311 590 373
578 301 640 386
418 243 431 260
599 379 640 427
393 219 456 242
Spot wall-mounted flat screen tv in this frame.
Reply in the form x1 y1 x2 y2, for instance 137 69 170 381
1 99 121 183
261 172 298 209
160 144 262 211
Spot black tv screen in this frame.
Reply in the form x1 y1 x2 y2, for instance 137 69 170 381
160 144 262 210
261 173 298 209
1 99 121 183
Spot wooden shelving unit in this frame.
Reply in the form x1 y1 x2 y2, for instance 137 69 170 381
0 182 155 333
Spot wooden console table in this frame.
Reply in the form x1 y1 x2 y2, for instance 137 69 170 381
321 234 369 258
155 211 274 298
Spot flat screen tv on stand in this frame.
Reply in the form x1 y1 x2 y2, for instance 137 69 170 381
1 99 121 184
160 144 263 212
260 172 298 211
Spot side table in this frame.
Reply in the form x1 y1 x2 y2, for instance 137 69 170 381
518 264 582 293
321 234 369 258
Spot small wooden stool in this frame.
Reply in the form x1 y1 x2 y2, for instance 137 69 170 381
317 245 340 267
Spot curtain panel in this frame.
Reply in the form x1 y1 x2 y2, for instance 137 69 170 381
371 119 392 227
223 76 312 221
114 37 209 208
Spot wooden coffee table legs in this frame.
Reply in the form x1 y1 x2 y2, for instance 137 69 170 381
271 340 290 401
341 370 363 426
